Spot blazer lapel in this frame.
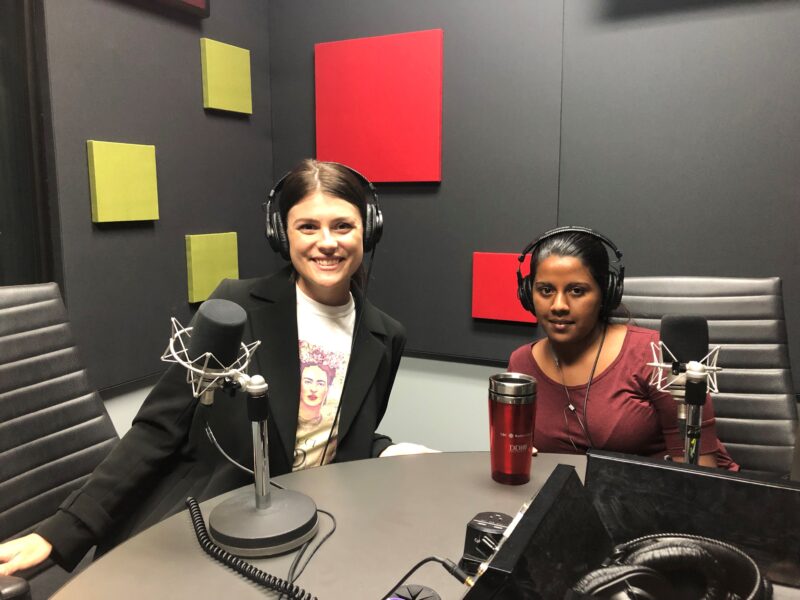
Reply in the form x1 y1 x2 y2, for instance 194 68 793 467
337 300 388 444
247 272 299 467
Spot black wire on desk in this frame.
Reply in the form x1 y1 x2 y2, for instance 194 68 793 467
278 509 337 600
287 540 310 586
279 541 311 600
380 556 472 600
291 509 337 581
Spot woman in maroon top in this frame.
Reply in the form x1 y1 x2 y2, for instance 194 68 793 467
509 226 737 469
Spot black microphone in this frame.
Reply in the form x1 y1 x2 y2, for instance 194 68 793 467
660 315 710 464
660 315 709 370
172 299 249 406
188 299 247 365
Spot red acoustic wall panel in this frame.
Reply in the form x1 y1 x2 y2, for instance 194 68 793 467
314 29 443 182
472 252 537 324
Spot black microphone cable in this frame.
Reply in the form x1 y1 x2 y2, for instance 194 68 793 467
277 508 337 600
289 509 337 581
184 496 318 600
379 556 473 600
319 242 378 466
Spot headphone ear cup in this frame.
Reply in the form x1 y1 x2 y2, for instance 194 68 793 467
362 197 384 252
517 274 535 315
272 209 290 260
265 200 282 257
625 541 725 600
602 271 625 318
363 202 374 252
363 202 373 251
610 268 624 313
370 203 383 249
571 564 671 599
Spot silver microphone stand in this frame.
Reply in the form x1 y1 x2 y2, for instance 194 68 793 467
207 373 318 556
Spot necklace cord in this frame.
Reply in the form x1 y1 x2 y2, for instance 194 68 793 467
552 323 608 450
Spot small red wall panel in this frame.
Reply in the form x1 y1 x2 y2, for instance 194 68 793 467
315 29 443 182
472 253 537 324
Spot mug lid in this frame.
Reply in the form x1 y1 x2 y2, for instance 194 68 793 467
489 372 536 396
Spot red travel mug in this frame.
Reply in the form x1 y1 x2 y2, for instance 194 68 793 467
488 373 536 485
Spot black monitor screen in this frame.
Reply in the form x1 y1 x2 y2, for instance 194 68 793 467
585 449 800 588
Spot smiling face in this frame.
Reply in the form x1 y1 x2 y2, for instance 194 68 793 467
532 255 604 347
287 191 364 306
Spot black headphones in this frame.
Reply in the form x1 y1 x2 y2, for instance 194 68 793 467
567 534 772 600
516 225 625 319
264 162 383 260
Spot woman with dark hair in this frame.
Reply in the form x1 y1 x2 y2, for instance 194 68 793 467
509 226 737 469
0 159 411 576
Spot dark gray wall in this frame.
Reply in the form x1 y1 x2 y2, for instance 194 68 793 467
40 0 273 390
558 1 800 385
268 0 564 364
268 0 800 386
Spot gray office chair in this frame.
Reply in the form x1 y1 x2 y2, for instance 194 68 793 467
0 283 119 598
610 276 798 478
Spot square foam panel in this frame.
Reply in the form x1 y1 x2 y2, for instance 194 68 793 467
472 252 536 323
185 232 239 303
87 140 159 223
315 29 443 182
200 38 252 114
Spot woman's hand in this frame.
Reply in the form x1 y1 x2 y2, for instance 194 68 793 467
0 534 52 576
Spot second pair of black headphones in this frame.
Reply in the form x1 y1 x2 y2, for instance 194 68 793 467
566 534 772 600
516 225 625 319
264 162 383 260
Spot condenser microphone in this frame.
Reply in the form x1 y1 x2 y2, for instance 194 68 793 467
649 315 720 464
660 315 709 371
161 299 260 405
160 299 318 557
185 300 246 405
187 299 247 365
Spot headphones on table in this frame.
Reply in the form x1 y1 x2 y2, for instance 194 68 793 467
264 162 383 260
516 225 625 318
566 534 772 600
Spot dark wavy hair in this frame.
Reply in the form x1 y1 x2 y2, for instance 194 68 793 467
277 159 368 289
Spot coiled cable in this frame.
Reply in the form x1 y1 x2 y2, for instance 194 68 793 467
185 497 318 600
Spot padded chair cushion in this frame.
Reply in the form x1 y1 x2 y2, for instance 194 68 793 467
0 283 118 543
611 276 798 477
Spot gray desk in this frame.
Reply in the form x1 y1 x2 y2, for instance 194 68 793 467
51 453 581 599
51 452 798 599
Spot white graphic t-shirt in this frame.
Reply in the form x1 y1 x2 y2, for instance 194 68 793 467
293 284 355 471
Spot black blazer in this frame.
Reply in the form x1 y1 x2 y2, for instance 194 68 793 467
206 266 407 473
38 267 406 570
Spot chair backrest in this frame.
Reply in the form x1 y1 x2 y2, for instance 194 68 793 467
611 276 798 478
0 283 119 547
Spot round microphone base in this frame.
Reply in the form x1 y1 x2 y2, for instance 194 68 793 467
208 487 318 557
